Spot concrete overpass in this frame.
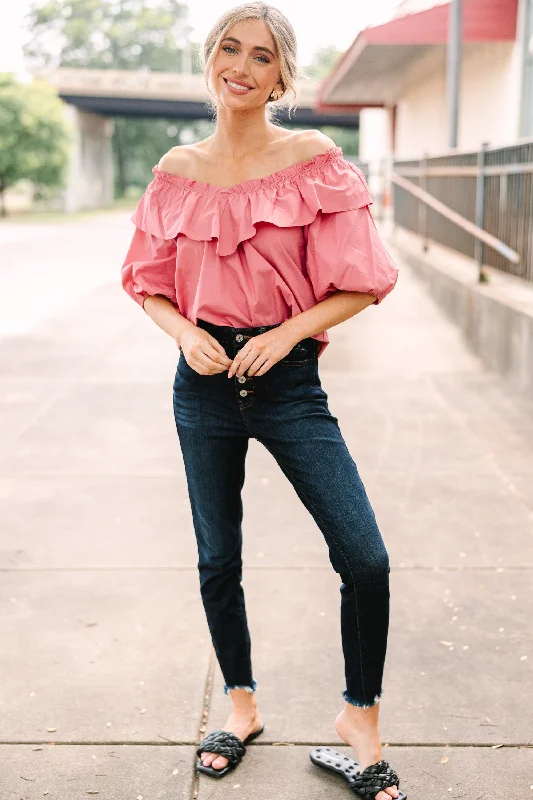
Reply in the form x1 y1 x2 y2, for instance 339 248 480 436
43 69 359 212
50 68 359 127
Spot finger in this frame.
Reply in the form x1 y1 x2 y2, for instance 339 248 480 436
252 358 273 377
228 349 248 378
197 347 228 368
188 357 206 374
234 348 261 377
202 359 227 374
246 354 269 377
191 354 224 374
206 338 232 364
203 344 231 367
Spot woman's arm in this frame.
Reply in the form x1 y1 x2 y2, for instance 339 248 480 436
143 296 232 372
143 295 196 344
227 290 376 379
278 289 376 348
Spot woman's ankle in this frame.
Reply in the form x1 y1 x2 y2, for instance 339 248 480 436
228 687 259 712
335 705 380 740
342 700 380 722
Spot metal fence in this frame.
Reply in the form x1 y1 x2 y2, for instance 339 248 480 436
392 140 533 283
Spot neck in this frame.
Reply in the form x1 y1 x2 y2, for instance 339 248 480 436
208 105 278 162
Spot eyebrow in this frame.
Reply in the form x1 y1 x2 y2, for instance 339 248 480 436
221 36 276 59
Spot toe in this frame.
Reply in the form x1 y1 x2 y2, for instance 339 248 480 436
376 791 398 800
385 787 399 798
212 756 229 769
201 753 215 766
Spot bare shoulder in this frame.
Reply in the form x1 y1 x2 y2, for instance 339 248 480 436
157 145 199 178
291 130 338 163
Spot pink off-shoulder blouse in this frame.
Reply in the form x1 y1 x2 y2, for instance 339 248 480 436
121 146 398 357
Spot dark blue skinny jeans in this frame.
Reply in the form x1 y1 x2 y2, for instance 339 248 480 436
172 318 390 708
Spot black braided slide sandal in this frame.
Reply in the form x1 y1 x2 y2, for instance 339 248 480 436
196 725 265 778
310 746 407 799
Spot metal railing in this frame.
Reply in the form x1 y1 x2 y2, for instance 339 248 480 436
392 140 533 283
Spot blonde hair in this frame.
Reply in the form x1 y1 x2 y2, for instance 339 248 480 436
201 2 300 119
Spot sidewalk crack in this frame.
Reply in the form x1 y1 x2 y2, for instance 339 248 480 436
190 647 215 800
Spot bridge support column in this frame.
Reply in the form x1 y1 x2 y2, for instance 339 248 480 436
63 105 115 213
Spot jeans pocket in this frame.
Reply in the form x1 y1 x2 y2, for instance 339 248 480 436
279 339 319 366
278 356 317 366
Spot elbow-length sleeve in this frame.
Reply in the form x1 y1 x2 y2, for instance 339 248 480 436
121 227 178 309
304 162 398 305
121 177 179 310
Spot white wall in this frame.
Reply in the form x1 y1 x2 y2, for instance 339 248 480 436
394 47 447 158
358 106 394 170
460 42 522 150
394 41 522 159
358 107 395 213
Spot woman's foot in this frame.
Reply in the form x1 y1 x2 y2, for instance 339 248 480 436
200 689 263 772
335 703 399 800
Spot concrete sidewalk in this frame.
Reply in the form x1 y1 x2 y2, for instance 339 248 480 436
1 213 532 799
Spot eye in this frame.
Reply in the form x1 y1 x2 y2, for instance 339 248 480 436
221 45 270 64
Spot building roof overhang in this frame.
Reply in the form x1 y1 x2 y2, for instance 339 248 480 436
317 0 519 111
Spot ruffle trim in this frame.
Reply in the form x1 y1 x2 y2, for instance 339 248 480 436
131 147 373 257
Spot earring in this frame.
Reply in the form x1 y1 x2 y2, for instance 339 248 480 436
269 87 283 101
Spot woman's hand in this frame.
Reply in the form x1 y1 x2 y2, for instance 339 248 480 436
228 328 299 378
180 327 232 375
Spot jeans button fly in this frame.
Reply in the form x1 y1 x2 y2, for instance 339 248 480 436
235 334 244 342
239 389 248 397
237 376 247 384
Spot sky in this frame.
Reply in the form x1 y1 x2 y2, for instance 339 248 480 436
0 0 399 75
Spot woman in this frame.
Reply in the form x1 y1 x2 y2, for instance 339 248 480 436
121 4 404 799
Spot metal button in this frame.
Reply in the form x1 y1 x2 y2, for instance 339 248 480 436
239 389 248 397
237 376 247 384
235 334 244 342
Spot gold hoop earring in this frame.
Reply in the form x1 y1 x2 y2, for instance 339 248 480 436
269 87 283 101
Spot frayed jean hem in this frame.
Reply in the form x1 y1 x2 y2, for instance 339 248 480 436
342 688 383 709
223 679 257 695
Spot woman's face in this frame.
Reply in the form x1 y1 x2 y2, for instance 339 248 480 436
210 18 283 109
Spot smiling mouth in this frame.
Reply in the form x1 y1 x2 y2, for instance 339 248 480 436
223 78 254 92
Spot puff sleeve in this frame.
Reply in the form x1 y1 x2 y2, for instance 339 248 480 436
121 187 179 310
304 165 398 305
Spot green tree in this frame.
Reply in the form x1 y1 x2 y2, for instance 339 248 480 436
23 0 206 196
112 116 214 194
302 45 344 81
0 73 72 216
23 0 193 72
300 45 359 155
319 126 359 156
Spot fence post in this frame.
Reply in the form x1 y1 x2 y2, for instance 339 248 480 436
419 154 429 252
474 141 489 282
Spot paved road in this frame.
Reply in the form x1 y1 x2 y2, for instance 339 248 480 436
1 212 532 799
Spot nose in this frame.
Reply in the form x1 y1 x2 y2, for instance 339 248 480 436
232 53 249 76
